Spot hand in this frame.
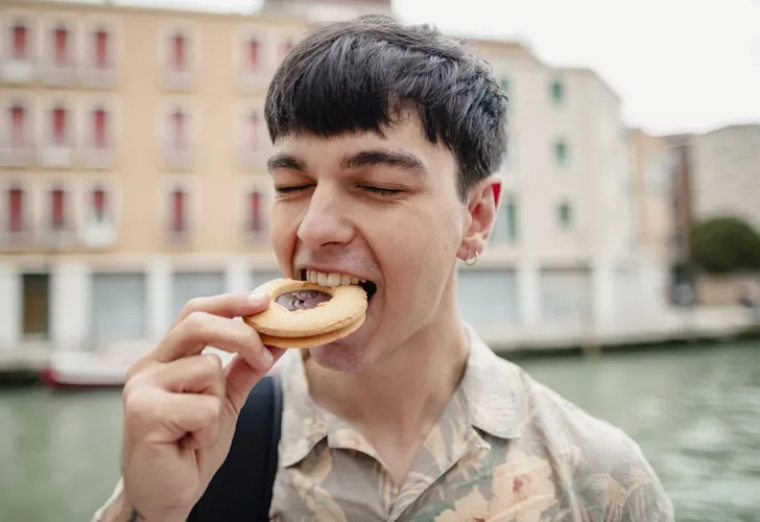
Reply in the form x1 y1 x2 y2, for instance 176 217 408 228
109 291 285 522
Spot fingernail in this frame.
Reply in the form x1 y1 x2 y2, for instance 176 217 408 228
262 347 275 367
248 291 267 306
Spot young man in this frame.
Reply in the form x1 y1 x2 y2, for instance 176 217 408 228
94 15 674 522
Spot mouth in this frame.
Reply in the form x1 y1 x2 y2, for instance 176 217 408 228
299 268 378 302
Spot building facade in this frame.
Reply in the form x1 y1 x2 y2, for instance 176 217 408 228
0 0 670 354
691 124 760 232
663 125 760 306
628 128 674 265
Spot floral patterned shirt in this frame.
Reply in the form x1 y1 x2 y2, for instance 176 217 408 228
93 325 674 522
270 325 674 522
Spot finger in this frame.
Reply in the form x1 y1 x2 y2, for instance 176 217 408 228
127 389 222 445
154 311 272 371
144 354 225 396
130 292 270 375
171 291 270 328
180 415 221 451
223 346 287 416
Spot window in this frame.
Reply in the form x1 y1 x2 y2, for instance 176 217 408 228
50 188 66 230
80 182 117 246
94 28 109 69
492 195 518 243
250 111 262 150
91 186 107 223
558 201 572 229
51 106 68 146
554 139 568 167
550 79 564 106
171 32 186 72
10 104 26 147
170 188 187 233
248 38 260 72
170 108 187 150
92 107 108 148
8 187 24 232
247 190 265 234
505 197 518 241
500 77 509 95
12 23 28 60
53 25 69 66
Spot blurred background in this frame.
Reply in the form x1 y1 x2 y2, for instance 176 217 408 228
0 0 759 520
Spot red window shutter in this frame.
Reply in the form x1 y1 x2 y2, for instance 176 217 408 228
52 107 67 145
249 39 259 71
51 189 65 229
249 191 262 232
94 29 108 68
12 25 27 60
92 188 106 222
172 33 186 71
93 108 107 148
54 26 68 65
172 189 185 232
9 189 24 232
11 105 25 146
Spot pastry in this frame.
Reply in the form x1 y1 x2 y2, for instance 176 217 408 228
244 278 368 348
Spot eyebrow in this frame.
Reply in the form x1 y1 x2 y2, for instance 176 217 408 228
267 149 428 176
267 153 307 173
340 150 428 176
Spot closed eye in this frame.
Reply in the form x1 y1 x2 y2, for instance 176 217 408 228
361 186 403 196
275 184 314 195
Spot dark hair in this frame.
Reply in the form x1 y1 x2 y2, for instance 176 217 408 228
264 15 508 199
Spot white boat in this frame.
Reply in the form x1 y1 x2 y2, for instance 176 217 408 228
42 341 154 389
42 343 283 389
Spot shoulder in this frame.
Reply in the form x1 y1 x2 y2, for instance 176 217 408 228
496 358 675 521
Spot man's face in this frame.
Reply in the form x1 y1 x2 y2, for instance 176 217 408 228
267 115 484 372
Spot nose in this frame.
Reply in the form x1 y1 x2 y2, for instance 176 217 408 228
297 183 354 248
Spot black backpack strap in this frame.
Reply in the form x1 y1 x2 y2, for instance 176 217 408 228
188 374 283 521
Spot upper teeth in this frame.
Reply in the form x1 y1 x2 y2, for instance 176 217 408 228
306 270 364 287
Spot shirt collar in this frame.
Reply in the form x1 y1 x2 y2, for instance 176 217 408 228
277 323 525 467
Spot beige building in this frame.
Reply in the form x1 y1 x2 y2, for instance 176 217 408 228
628 128 674 264
691 124 760 231
0 0 670 355
465 39 668 334
662 125 760 305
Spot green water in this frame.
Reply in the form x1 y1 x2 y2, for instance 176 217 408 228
1 342 758 522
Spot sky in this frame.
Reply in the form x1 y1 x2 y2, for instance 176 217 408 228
86 0 760 136
395 0 760 137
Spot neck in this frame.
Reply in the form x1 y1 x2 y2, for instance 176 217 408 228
304 289 470 443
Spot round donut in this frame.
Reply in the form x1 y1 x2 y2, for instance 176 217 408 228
243 278 368 347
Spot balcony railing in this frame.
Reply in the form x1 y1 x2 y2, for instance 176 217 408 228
39 142 75 167
0 139 34 167
42 62 78 86
1 59 35 83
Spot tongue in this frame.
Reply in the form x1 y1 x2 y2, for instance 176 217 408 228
275 290 332 311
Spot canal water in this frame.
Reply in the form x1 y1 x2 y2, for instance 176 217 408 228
1 341 758 522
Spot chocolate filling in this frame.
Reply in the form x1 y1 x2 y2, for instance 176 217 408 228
276 290 332 311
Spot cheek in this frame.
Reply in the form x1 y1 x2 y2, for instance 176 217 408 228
377 202 462 282
270 204 298 266
270 204 289 237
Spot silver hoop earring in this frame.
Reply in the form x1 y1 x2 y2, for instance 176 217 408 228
464 251 479 266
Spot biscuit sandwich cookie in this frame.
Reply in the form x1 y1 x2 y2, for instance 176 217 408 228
243 271 375 348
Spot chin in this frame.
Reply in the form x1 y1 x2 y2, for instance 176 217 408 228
307 319 382 373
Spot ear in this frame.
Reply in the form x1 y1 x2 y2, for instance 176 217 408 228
457 174 502 262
